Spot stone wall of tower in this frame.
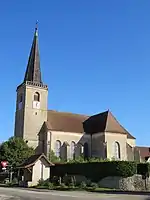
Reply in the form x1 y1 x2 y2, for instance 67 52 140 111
14 84 25 138
14 82 48 150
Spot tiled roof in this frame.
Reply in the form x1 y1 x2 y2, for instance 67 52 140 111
45 110 135 139
136 146 150 160
17 154 54 168
84 110 135 139
46 110 88 133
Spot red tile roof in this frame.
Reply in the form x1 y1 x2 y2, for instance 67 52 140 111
17 154 54 168
136 146 150 159
83 111 135 139
45 110 135 139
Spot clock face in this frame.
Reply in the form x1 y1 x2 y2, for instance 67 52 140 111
33 101 40 109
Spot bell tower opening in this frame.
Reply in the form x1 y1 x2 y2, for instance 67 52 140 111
34 92 40 102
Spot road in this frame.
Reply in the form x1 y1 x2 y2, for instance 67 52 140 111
0 187 149 200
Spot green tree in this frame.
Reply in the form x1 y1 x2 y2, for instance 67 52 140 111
0 137 35 167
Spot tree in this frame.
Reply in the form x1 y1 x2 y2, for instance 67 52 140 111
0 137 35 167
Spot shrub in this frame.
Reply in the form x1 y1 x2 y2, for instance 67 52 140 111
67 156 86 164
38 179 47 186
12 177 18 185
137 163 150 176
36 179 54 189
63 174 73 186
51 161 137 182
86 179 92 187
49 150 62 163
91 182 98 189
6 182 13 187
47 182 54 189
69 182 75 188
38 179 45 186
115 161 137 177
60 183 66 188
5 177 18 187
51 176 59 185
80 181 86 189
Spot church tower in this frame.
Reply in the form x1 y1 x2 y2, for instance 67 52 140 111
14 24 48 149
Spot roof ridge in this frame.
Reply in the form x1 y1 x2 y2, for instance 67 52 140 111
48 110 89 117
104 111 109 131
92 110 109 116
136 146 150 148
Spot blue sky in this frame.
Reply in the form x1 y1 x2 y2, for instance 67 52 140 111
0 0 150 146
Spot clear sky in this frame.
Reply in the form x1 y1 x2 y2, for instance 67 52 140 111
0 0 150 146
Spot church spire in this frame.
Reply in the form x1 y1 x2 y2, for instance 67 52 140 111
24 22 42 84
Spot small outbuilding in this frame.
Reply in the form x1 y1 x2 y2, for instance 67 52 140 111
18 153 54 187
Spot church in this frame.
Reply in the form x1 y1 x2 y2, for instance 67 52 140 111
14 26 148 162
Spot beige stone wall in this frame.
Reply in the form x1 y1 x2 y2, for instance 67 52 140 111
30 160 41 186
14 85 26 138
31 158 50 186
127 143 134 161
24 85 48 141
14 83 48 150
49 131 90 159
27 140 39 150
45 131 130 161
105 132 127 160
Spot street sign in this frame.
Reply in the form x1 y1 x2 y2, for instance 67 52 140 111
1 161 8 168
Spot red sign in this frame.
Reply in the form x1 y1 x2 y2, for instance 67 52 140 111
1 161 8 168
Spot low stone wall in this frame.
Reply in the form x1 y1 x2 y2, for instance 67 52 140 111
99 175 150 191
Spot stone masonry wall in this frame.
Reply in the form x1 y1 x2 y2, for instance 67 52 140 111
99 175 150 191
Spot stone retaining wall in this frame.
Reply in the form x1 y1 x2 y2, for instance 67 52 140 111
99 175 150 191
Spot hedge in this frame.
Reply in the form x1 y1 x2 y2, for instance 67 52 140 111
51 161 137 182
137 163 150 176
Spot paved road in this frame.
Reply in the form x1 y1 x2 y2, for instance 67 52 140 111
0 187 149 200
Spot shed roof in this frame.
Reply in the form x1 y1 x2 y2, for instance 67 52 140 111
17 154 54 168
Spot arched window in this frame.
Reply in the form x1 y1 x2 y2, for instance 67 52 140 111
113 141 121 160
55 140 61 158
70 141 76 159
34 92 40 102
